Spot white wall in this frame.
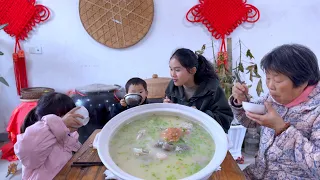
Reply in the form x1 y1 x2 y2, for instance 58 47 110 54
0 0 320 132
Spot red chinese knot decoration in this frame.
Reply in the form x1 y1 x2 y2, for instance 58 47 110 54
186 0 260 69
0 0 50 95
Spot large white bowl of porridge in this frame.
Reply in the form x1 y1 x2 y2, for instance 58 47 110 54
97 103 228 180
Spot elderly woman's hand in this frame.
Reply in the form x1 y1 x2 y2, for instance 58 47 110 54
232 82 249 104
245 102 287 134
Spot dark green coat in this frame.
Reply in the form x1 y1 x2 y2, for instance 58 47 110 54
165 78 233 133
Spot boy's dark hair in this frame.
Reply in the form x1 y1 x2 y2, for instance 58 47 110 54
125 77 148 93
20 92 76 133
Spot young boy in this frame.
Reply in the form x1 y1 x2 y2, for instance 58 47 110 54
111 77 148 117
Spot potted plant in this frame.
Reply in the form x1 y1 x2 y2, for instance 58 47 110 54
0 23 9 86
195 39 264 161
195 39 263 98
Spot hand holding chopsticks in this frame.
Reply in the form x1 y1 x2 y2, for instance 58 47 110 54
233 71 250 103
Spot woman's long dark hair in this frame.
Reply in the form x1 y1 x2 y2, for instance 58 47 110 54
20 92 76 133
171 48 218 84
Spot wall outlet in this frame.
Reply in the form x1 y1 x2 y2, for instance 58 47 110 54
29 46 42 54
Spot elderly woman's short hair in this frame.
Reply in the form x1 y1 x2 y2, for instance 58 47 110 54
260 44 320 87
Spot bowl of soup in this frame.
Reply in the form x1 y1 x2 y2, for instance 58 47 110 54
242 102 266 115
97 103 228 180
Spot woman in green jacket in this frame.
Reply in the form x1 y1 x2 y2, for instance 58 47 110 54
164 48 233 132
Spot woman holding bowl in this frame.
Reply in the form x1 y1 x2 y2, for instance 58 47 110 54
230 44 320 179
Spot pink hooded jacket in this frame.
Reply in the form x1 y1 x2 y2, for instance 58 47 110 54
14 115 81 180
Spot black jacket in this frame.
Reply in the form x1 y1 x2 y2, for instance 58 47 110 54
110 99 149 118
165 79 233 133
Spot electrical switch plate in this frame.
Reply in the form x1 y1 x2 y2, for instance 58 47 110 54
29 46 42 54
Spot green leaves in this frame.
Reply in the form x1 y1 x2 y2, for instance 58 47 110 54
235 43 264 96
246 64 261 82
0 23 8 30
0 77 9 86
238 62 244 72
0 24 7 56
0 23 9 86
246 49 254 59
195 44 206 55
195 39 265 97
256 79 263 96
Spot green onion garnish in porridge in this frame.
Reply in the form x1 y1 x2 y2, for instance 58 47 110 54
109 115 215 180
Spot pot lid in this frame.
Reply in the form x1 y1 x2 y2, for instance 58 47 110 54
144 74 171 84
76 84 120 93
20 87 55 100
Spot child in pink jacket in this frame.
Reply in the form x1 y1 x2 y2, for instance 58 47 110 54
14 92 84 180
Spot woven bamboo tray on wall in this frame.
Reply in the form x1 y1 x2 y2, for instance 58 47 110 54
79 0 154 49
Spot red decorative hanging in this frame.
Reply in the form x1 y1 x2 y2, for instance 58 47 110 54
186 0 260 70
1 101 37 161
0 0 50 95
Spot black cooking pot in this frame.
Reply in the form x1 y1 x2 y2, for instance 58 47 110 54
70 84 125 143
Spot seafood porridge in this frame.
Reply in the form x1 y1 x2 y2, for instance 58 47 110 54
109 114 215 180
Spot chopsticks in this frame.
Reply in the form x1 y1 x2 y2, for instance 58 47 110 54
71 161 104 167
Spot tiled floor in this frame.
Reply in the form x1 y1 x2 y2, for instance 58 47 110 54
238 152 255 170
0 151 21 180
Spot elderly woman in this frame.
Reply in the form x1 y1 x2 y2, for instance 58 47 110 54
230 44 320 179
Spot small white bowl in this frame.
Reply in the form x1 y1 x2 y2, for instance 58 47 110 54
74 106 90 126
242 102 266 115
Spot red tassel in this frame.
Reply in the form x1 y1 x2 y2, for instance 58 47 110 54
217 52 228 67
18 50 28 90
0 0 50 95
13 41 28 95
186 0 260 71
217 38 228 71
12 53 21 95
